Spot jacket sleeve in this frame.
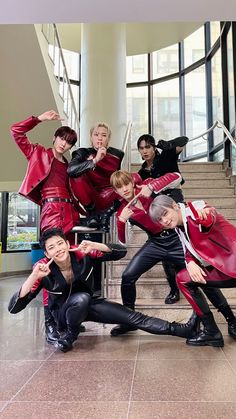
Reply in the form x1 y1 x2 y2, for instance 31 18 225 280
10 116 42 160
185 249 199 265
8 278 43 314
188 202 217 231
88 243 127 261
157 136 189 151
148 172 182 193
68 148 96 177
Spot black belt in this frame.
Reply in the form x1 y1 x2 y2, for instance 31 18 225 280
155 229 176 238
42 197 72 204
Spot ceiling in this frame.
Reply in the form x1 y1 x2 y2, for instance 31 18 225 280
1 0 235 24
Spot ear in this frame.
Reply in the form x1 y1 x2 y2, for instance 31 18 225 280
66 240 70 249
52 136 56 144
173 202 179 211
44 250 49 258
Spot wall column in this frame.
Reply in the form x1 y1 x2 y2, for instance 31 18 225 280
80 23 127 147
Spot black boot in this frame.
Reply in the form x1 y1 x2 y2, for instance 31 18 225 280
165 289 180 304
100 204 117 232
56 327 79 353
186 312 224 347
185 311 201 334
110 305 138 336
44 306 60 344
217 304 236 340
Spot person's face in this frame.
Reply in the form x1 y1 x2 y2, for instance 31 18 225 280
53 136 72 155
158 204 182 229
91 127 109 149
45 235 70 263
138 140 156 162
115 181 135 201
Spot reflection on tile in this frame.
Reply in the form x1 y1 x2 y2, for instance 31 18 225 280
132 359 236 401
51 335 139 360
1 401 129 419
15 361 134 401
138 336 224 360
0 335 54 360
0 361 42 400
129 401 236 419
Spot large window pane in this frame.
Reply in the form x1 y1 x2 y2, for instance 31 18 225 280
210 21 221 47
153 78 180 139
152 44 179 78
185 65 207 156
127 86 148 163
7 194 39 251
227 27 235 130
212 49 224 145
126 54 148 83
184 26 205 68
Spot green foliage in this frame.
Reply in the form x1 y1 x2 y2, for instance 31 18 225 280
7 231 37 251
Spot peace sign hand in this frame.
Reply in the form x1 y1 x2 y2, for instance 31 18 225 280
33 258 53 278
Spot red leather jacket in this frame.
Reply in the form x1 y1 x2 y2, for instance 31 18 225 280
116 172 182 244
10 116 67 205
181 202 236 277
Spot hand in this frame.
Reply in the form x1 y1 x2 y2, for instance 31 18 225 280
187 261 207 284
38 110 64 122
119 206 134 222
188 201 214 228
95 147 107 162
77 240 108 254
136 183 153 198
33 258 53 278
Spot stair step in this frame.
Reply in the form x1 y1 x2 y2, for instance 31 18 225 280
184 197 236 207
182 172 228 180
182 179 231 188
183 188 235 196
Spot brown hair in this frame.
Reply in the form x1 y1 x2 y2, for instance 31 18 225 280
54 126 77 146
110 170 134 189
149 195 175 222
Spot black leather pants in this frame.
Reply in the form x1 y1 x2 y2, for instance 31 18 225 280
121 231 185 309
56 292 91 331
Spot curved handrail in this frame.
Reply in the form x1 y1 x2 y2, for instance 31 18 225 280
121 121 132 171
41 23 79 137
189 120 236 148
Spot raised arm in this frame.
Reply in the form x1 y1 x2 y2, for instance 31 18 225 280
157 136 189 153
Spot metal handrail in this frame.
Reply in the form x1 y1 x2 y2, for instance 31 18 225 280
189 120 236 148
121 121 132 171
41 23 79 137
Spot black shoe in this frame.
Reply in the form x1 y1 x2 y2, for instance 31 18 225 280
186 330 224 347
45 322 60 344
86 217 101 229
110 324 138 337
165 290 180 305
79 324 86 333
56 330 78 352
185 311 202 334
228 321 236 340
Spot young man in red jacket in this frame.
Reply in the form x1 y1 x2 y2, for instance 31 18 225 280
10 110 80 344
149 194 236 347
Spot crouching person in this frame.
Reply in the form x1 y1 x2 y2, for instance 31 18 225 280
9 228 197 352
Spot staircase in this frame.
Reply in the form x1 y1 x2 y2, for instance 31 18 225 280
108 161 236 323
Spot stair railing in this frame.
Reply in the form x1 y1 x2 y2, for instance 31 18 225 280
41 23 79 137
189 120 236 148
121 121 132 172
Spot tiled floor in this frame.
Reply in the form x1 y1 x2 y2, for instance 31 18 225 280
1 276 236 418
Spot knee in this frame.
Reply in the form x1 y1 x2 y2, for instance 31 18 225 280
69 292 91 308
176 269 191 288
122 268 136 287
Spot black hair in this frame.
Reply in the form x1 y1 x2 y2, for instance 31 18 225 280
39 228 67 251
137 134 156 149
54 126 77 146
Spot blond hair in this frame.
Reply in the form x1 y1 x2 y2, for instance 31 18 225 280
90 123 111 140
110 170 133 189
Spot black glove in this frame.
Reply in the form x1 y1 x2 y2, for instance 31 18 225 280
157 136 189 151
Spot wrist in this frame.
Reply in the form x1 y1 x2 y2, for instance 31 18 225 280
119 216 126 223
147 184 154 192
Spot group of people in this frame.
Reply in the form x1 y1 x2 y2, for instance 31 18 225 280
8 109 236 352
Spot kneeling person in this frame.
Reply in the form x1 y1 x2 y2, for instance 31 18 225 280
9 228 197 352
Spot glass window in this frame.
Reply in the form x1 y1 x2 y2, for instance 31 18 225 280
127 86 148 163
213 148 224 162
227 27 236 130
153 78 180 139
231 145 236 175
210 21 221 47
184 26 205 68
126 54 148 83
152 44 179 78
211 49 224 146
7 194 39 251
185 65 207 157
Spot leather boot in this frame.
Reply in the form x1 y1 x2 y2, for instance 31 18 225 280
56 327 80 352
44 306 60 344
186 312 224 347
217 304 236 340
100 204 117 232
185 311 201 334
